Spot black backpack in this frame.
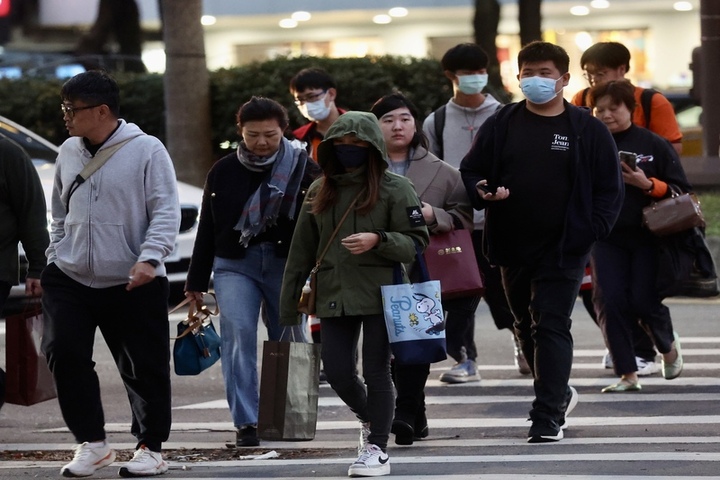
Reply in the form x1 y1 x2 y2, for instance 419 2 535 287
580 87 657 127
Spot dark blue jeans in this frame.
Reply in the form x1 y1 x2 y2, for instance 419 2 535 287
320 314 393 450
40 262 171 452
501 261 584 423
592 239 675 376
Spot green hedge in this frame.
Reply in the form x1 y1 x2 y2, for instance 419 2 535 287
0 55 451 161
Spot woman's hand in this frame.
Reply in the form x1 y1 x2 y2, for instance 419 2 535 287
621 162 653 190
420 202 436 224
184 290 205 302
341 232 380 254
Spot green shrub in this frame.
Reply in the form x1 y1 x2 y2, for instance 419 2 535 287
0 55 451 160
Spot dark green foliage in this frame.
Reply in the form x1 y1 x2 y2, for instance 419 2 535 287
0 56 451 161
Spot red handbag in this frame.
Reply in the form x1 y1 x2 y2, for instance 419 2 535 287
5 303 57 406
423 229 484 299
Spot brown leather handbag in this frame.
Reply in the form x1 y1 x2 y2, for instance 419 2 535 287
642 189 705 236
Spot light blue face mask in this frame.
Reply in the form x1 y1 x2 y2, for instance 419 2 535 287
457 74 489 95
520 76 562 104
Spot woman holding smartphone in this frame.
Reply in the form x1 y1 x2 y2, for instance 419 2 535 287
590 80 691 392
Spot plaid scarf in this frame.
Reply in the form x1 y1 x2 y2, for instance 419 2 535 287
234 137 307 246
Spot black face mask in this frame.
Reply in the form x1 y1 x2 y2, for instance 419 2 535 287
334 144 370 169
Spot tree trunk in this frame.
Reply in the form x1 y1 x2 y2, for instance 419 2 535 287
161 0 212 187
519 0 543 46
75 0 146 72
473 0 511 103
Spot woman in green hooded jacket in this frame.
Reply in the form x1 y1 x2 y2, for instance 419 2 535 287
280 111 428 477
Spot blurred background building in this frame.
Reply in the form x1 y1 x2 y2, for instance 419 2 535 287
0 0 700 97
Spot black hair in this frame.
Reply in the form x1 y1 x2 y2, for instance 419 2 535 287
441 43 489 72
370 92 428 150
289 67 337 94
580 42 631 72
589 79 636 112
517 41 570 74
236 96 289 130
61 70 120 117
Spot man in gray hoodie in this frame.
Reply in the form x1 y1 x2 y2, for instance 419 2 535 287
422 43 528 383
41 71 180 478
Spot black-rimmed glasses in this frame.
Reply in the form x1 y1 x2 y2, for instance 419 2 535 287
61 104 102 118
294 90 327 106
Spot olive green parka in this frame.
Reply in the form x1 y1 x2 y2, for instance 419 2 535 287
280 112 429 325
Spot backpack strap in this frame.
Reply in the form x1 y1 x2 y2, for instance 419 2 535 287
640 88 657 128
433 104 446 159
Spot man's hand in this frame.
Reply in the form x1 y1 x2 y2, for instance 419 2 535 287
127 261 157 291
341 232 380 255
476 180 510 201
25 278 42 297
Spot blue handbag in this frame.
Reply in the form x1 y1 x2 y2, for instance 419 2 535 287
381 243 447 365
171 295 222 376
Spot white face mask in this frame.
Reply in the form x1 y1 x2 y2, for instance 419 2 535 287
299 97 332 122
457 73 489 95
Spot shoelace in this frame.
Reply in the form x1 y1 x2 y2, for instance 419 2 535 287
132 448 152 462
358 423 371 454
355 445 382 464
72 442 101 461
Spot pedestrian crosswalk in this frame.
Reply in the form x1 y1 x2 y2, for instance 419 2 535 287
2 305 719 479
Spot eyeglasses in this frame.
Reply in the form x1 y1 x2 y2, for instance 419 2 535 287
294 90 327 106
582 71 608 82
61 104 102 118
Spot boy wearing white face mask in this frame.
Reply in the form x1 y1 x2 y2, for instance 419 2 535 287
290 68 346 162
460 41 624 444
422 43 525 383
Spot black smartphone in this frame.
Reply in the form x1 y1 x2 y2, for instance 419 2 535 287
477 183 494 195
619 151 638 170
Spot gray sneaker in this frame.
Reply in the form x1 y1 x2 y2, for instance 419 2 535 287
439 359 479 384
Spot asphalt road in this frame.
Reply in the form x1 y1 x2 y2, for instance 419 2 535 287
1 297 719 479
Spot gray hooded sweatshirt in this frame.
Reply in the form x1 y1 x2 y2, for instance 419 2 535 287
47 120 180 288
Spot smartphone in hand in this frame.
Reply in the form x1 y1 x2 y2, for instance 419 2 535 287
619 151 638 170
476 183 494 195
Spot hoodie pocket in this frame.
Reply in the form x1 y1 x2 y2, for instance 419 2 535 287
89 222 138 283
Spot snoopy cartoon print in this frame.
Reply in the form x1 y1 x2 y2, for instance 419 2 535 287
412 293 445 335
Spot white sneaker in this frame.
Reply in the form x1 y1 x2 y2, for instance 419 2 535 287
348 443 390 477
602 350 613 369
636 357 660 376
118 445 168 478
438 359 479 384
358 422 371 454
559 385 579 430
61 441 115 477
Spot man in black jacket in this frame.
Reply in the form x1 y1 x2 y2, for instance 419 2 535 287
0 134 49 409
460 41 623 443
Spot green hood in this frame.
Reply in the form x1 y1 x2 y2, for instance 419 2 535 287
317 111 388 173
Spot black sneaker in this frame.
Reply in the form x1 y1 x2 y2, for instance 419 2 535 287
527 419 563 443
236 426 260 447
558 385 578 430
